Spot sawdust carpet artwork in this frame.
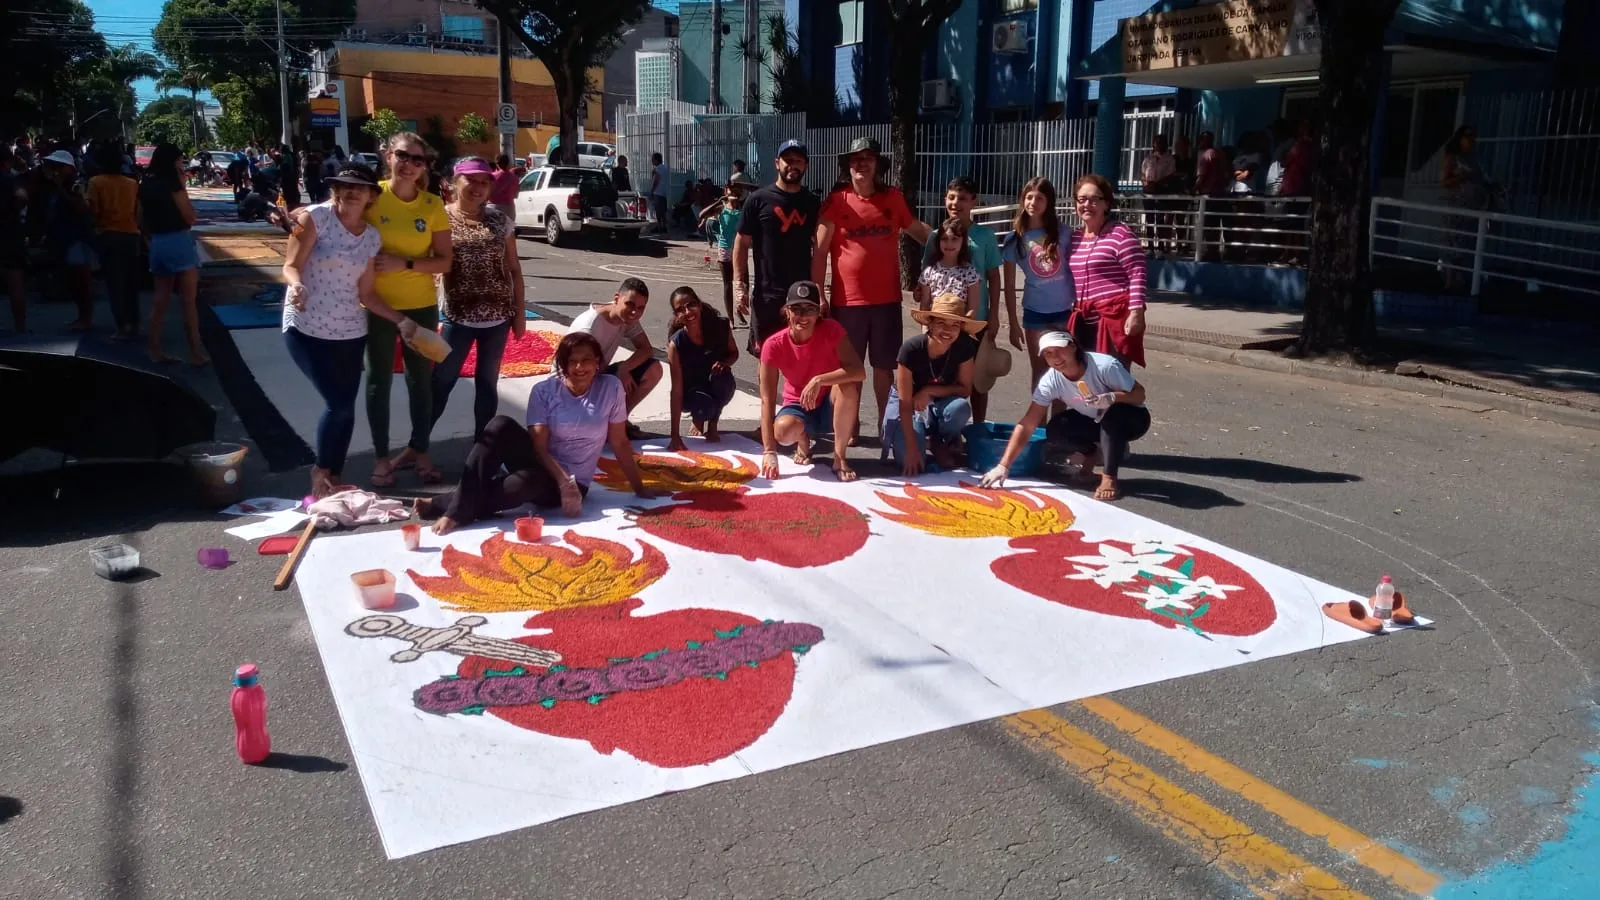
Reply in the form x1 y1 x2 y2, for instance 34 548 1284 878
294 436 1424 858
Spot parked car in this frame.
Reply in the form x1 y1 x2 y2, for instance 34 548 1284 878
351 152 381 170
513 165 647 246
523 141 615 171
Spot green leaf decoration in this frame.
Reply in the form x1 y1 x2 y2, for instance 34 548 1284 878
1179 557 1196 578
685 640 702 650
539 698 557 709
714 625 746 639
483 666 527 679
792 644 811 654
745 661 759 668
548 664 567 673
461 705 486 716
712 671 729 680
586 694 605 705
640 649 669 660
439 674 460 680
1188 601 1211 621
763 619 775 625
607 657 633 664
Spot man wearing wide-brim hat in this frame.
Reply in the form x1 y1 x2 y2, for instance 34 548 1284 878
812 135 933 451
885 293 982 476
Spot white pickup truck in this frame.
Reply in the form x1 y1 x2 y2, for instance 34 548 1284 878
513 165 647 246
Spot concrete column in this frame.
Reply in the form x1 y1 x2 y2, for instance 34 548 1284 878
1093 76 1126 182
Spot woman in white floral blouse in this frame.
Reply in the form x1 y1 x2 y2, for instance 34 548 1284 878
280 163 419 498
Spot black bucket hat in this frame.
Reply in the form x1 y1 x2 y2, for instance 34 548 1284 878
325 162 380 190
837 136 883 169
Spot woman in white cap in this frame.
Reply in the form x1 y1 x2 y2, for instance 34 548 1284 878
978 330 1149 501
886 293 982 476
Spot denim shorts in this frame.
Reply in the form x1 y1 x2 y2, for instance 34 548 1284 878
148 230 198 276
1022 306 1070 331
776 396 835 437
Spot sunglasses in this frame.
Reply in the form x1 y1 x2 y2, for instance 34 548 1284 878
1075 195 1107 205
391 149 428 166
788 303 821 316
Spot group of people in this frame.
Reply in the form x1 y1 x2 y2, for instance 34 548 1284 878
403 134 1156 535
3 137 208 364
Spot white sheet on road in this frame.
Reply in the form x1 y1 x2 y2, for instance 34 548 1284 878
229 323 762 458
292 435 1424 858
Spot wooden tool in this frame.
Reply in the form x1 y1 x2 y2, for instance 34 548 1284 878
272 520 318 591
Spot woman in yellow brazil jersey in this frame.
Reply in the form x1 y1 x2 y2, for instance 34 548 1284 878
364 131 454 487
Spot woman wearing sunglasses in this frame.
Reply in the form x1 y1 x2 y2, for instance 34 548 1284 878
365 131 454 487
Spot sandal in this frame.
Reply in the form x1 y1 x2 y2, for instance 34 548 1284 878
832 462 858 483
1322 599 1382 634
371 459 396 488
415 462 444 485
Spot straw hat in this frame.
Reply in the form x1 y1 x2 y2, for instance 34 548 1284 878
911 293 986 336
973 335 1013 393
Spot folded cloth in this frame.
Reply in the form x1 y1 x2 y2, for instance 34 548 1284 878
1068 293 1146 368
307 488 411 530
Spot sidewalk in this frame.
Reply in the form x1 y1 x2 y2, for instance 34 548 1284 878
1142 292 1600 425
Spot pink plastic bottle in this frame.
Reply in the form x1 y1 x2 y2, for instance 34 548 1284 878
231 664 271 764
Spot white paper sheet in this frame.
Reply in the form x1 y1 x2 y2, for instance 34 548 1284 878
225 508 309 540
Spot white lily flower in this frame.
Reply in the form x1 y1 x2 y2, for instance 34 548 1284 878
1172 575 1243 601
1131 539 1193 558
1066 563 1143 589
1124 586 1196 611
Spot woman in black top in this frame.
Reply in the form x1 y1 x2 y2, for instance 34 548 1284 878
666 286 740 450
140 143 206 365
886 293 981 475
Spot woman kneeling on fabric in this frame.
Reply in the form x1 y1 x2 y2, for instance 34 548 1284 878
417 332 664 534
978 330 1149 501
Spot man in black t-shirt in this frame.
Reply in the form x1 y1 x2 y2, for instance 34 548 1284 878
734 139 819 354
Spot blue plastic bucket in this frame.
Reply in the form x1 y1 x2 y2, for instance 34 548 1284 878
963 422 1048 477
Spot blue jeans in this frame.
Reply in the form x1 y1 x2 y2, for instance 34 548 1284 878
430 320 510 438
884 394 972 464
284 327 366 475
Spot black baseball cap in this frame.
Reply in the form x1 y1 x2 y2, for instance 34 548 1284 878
777 139 808 160
785 280 823 307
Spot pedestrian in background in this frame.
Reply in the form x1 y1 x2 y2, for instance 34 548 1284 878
1 144 29 333
648 151 669 235
700 172 754 324
431 157 524 442
140 143 207 365
488 154 519 221
37 150 96 332
366 131 453 488
88 143 142 340
280 162 418 499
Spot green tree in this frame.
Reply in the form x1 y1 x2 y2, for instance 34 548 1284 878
213 108 258 148
137 95 212 151
103 44 164 142
2 0 109 136
474 0 651 165
456 112 492 145
1297 0 1404 355
880 0 964 286
761 14 810 116
362 108 402 144
157 64 212 150
154 0 354 143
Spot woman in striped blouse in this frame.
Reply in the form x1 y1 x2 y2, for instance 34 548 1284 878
1066 174 1146 368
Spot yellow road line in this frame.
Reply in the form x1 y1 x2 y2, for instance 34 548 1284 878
1002 708 1369 899
1078 696 1442 896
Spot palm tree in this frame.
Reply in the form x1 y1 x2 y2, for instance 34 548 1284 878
158 64 211 150
104 45 163 142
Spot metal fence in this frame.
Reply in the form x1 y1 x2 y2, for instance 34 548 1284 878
802 119 1096 222
1371 197 1600 297
614 102 805 201
1404 86 1600 223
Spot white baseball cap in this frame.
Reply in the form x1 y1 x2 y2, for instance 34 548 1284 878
43 150 77 168
1036 331 1075 352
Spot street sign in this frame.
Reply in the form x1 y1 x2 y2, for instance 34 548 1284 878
495 102 518 135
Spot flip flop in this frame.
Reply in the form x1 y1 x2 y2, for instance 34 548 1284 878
1390 591 1416 626
415 463 444 485
1323 599 1383 634
371 460 396 488
832 463 858 483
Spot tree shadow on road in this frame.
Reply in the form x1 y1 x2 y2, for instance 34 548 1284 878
1117 477 1245 510
1132 454 1360 485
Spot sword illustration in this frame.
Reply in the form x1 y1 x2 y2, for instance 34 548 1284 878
345 614 561 669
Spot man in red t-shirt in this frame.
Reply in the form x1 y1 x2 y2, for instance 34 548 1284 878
811 137 932 445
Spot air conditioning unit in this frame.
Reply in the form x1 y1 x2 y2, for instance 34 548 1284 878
921 78 956 110
406 33 427 45
993 21 1028 54
413 22 430 33
343 27 366 41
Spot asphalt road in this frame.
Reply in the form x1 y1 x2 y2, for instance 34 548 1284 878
0 232 1595 898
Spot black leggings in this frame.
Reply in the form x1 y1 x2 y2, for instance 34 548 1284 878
719 259 736 321
428 415 582 525
1047 405 1151 477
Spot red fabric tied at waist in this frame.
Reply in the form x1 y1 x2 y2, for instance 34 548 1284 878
1068 293 1145 368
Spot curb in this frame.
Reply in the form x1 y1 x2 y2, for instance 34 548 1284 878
1143 335 1600 433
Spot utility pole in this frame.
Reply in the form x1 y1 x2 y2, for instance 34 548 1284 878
742 0 759 113
498 18 515 161
709 0 722 111
276 0 291 147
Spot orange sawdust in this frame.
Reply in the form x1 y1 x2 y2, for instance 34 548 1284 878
408 531 668 614
871 482 1076 539
593 450 760 494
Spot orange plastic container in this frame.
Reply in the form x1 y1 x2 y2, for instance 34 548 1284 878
351 569 397 609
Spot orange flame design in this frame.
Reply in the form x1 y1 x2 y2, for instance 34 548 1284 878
872 483 1076 539
407 531 668 614
594 451 759 494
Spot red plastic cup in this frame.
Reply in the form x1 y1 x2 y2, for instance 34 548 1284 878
400 523 421 551
515 516 543 542
351 569 397 610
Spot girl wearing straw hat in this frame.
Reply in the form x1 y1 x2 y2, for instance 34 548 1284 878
886 293 983 476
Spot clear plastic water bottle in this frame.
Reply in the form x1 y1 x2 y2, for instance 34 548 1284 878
231 664 271 765
1373 575 1395 623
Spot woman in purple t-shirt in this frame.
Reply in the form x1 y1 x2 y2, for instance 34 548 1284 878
416 332 661 534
